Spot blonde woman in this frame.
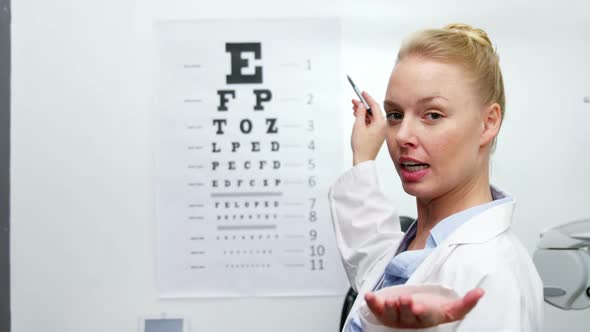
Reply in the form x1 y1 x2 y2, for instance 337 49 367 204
329 24 543 331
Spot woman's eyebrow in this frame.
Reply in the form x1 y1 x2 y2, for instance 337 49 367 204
383 100 402 110
417 96 448 105
384 96 447 109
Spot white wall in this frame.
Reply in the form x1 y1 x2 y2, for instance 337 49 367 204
11 0 590 331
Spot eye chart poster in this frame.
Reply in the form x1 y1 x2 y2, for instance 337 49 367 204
154 18 349 297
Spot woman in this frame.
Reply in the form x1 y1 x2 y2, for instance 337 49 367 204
329 24 543 331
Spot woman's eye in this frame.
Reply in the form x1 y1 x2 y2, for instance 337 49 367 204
424 112 443 120
386 112 403 121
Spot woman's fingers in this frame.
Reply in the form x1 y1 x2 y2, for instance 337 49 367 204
349 91 386 165
398 295 418 326
383 298 400 324
352 98 375 125
463 288 485 306
362 91 383 120
353 98 367 117
365 292 386 317
352 99 359 116
411 302 426 316
365 287 485 329
443 288 485 322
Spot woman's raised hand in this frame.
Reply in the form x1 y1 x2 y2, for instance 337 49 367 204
364 287 485 329
351 91 387 166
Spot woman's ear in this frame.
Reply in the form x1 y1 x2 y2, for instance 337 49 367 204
480 103 502 147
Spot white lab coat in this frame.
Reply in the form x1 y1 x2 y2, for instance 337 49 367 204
328 161 544 332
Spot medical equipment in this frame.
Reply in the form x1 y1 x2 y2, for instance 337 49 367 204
533 219 590 310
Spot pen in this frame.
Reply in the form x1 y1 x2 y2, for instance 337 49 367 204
347 75 372 116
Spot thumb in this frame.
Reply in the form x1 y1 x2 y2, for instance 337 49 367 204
444 288 485 322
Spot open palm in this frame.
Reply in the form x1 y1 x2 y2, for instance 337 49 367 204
364 285 485 329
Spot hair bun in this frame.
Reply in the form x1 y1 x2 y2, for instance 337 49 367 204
444 23 494 50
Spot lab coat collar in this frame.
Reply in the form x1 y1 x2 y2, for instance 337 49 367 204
404 186 516 287
441 185 515 246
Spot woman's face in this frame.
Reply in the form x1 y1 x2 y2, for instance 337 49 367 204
384 56 487 200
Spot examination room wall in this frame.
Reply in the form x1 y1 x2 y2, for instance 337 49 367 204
10 1 590 332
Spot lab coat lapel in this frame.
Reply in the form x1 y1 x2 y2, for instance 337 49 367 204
445 200 514 245
406 201 515 284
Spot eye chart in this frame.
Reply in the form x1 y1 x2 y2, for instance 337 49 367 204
154 18 349 297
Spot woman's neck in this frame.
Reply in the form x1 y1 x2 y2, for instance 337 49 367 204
410 172 493 250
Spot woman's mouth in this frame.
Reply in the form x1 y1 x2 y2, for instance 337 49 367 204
401 163 430 172
401 162 430 172
399 160 430 182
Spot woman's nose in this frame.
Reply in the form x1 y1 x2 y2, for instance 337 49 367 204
395 118 418 148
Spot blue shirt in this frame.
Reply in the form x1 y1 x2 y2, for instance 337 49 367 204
345 187 512 332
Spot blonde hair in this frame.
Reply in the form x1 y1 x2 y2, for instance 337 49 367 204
397 23 505 151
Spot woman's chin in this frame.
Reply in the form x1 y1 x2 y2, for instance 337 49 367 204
401 181 434 199
400 181 419 195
